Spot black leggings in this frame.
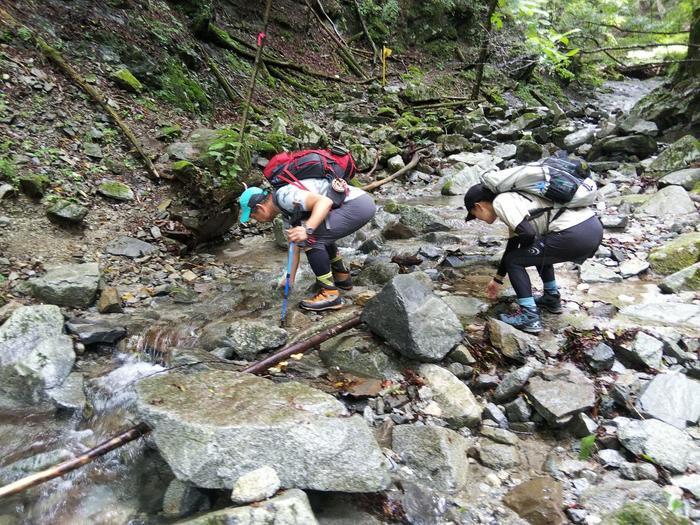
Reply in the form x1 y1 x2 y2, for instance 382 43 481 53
502 216 603 298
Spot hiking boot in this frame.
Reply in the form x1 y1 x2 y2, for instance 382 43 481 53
299 288 343 311
499 306 543 335
333 271 353 291
535 292 563 314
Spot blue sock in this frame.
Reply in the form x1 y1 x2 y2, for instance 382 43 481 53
518 296 536 309
543 280 558 294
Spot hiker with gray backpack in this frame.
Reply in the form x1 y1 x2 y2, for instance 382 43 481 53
463 152 603 334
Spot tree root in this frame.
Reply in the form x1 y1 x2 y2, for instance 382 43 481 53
361 150 425 192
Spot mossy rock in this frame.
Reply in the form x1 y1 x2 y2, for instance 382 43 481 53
156 125 182 141
46 200 88 224
647 135 700 176
648 232 700 275
349 143 375 171
602 502 690 525
377 106 399 119
380 142 401 160
19 174 49 198
158 63 210 114
171 160 196 178
97 180 134 201
110 68 143 93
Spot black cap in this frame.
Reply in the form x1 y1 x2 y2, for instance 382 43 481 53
463 183 495 222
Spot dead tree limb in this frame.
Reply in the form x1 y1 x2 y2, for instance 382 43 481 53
36 38 161 179
411 100 475 111
352 0 379 68
471 0 499 100
361 150 425 192
581 21 689 35
580 43 696 54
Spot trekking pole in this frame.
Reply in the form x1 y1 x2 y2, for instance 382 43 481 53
280 242 295 327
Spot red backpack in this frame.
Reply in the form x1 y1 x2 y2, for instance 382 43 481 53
263 147 357 191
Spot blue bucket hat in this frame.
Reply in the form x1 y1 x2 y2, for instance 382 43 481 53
238 186 268 223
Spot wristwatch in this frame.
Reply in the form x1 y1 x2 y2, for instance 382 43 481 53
305 226 315 236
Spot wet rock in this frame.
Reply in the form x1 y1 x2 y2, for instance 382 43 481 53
442 295 487 327
487 318 540 363
105 236 157 258
614 331 663 370
27 263 100 308
231 466 281 504
46 200 88 224
579 260 621 283
636 372 700 428
162 479 209 519
66 318 127 346
618 116 658 136
97 180 134 201
392 425 469 492
648 232 700 275
525 365 595 425
136 370 390 491
178 489 317 525
504 397 532 422
439 134 471 154
478 440 521 470
355 260 399 286
659 167 700 191
98 286 123 314
564 127 596 151
0 305 75 404
387 154 405 172
493 366 534 403
362 274 463 362
385 202 451 233
199 319 287 360
659 262 700 293
616 417 700 474
312 494 382 524
319 331 403 379
619 462 658 481
599 135 657 157
418 364 482 428
646 134 700 176
292 120 328 148
46 371 85 412
636 185 695 217
0 448 74 485
515 140 543 162
584 343 615 371
381 221 416 239
619 258 649 278
441 165 481 196
503 477 566 525
580 476 668 516
110 68 143 92
602 503 688 525
621 302 700 328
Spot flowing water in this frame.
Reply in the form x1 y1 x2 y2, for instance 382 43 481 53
0 78 672 524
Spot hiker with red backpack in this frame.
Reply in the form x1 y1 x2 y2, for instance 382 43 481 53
238 147 376 312
463 152 603 334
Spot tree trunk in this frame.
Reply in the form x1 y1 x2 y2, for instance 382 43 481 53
682 8 700 79
470 0 499 100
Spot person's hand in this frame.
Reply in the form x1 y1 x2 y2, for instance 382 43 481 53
276 272 295 294
486 279 502 299
286 226 307 244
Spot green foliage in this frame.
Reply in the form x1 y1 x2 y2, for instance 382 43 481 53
16 26 32 41
158 63 211 114
0 157 16 185
578 434 596 459
203 128 251 190
357 0 400 41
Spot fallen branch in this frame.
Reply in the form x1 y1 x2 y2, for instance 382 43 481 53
352 0 379 67
361 150 425 192
411 99 475 111
268 65 321 96
36 38 161 180
581 21 689 35
580 42 696 54
364 152 380 178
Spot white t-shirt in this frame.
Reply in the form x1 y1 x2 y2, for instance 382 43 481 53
492 192 595 237
274 178 364 215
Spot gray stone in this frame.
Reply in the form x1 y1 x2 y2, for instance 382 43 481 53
616 417 700 474
564 127 596 150
0 305 75 404
600 213 628 230
483 402 509 429
494 366 534 403
313 494 381 525
647 134 700 175
621 302 700 328
0 183 15 200
659 167 700 191
178 489 318 525
441 165 481 196
659 262 700 294
0 448 73 485
614 331 663 370
27 263 100 308
46 372 85 412
439 134 471 154
480 425 519 445
47 200 88 223
136 370 390 491
597 448 626 468
392 425 469 492
65 319 127 346
493 143 517 159
671 473 700 499
231 466 281 504
478 440 521 470
293 120 328 148
418 364 481 428
387 154 405 172
584 343 615 371
618 116 658 137
636 185 696 217
568 413 598 438
105 236 157 258
503 477 566 525
448 151 502 171
579 261 621 283
199 319 287 360
162 479 209 518
355 260 399 286
387 203 451 233
636 372 700 428
97 180 134 201
319 331 403 379
442 295 487 327
505 397 532 422
515 140 543 162
580 477 668 515
83 142 103 159
600 135 657 157
362 274 463 362
619 258 649 278
487 318 540 363
619 462 658 481
525 365 595 425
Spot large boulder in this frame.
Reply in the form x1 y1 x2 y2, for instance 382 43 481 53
0 305 75 404
620 302 700 329
392 425 469 492
441 165 481 196
614 331 664 370
635 185 695 217
636 373 700 429
646 134 700 176
178 489 318 525
319 331 403 379
524 365 595 425
361 274 463 361
503 477 566 525
26 263 100 308
564 127 596 151
199 319 287 360
648 232 700 275
136 370 390 491
418 364 482 428
659 262 700 293
658 167 700 191
384 202 451 233
616 417 700 474
598 135 657 158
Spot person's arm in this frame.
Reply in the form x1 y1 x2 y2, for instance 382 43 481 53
286 192 334 243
